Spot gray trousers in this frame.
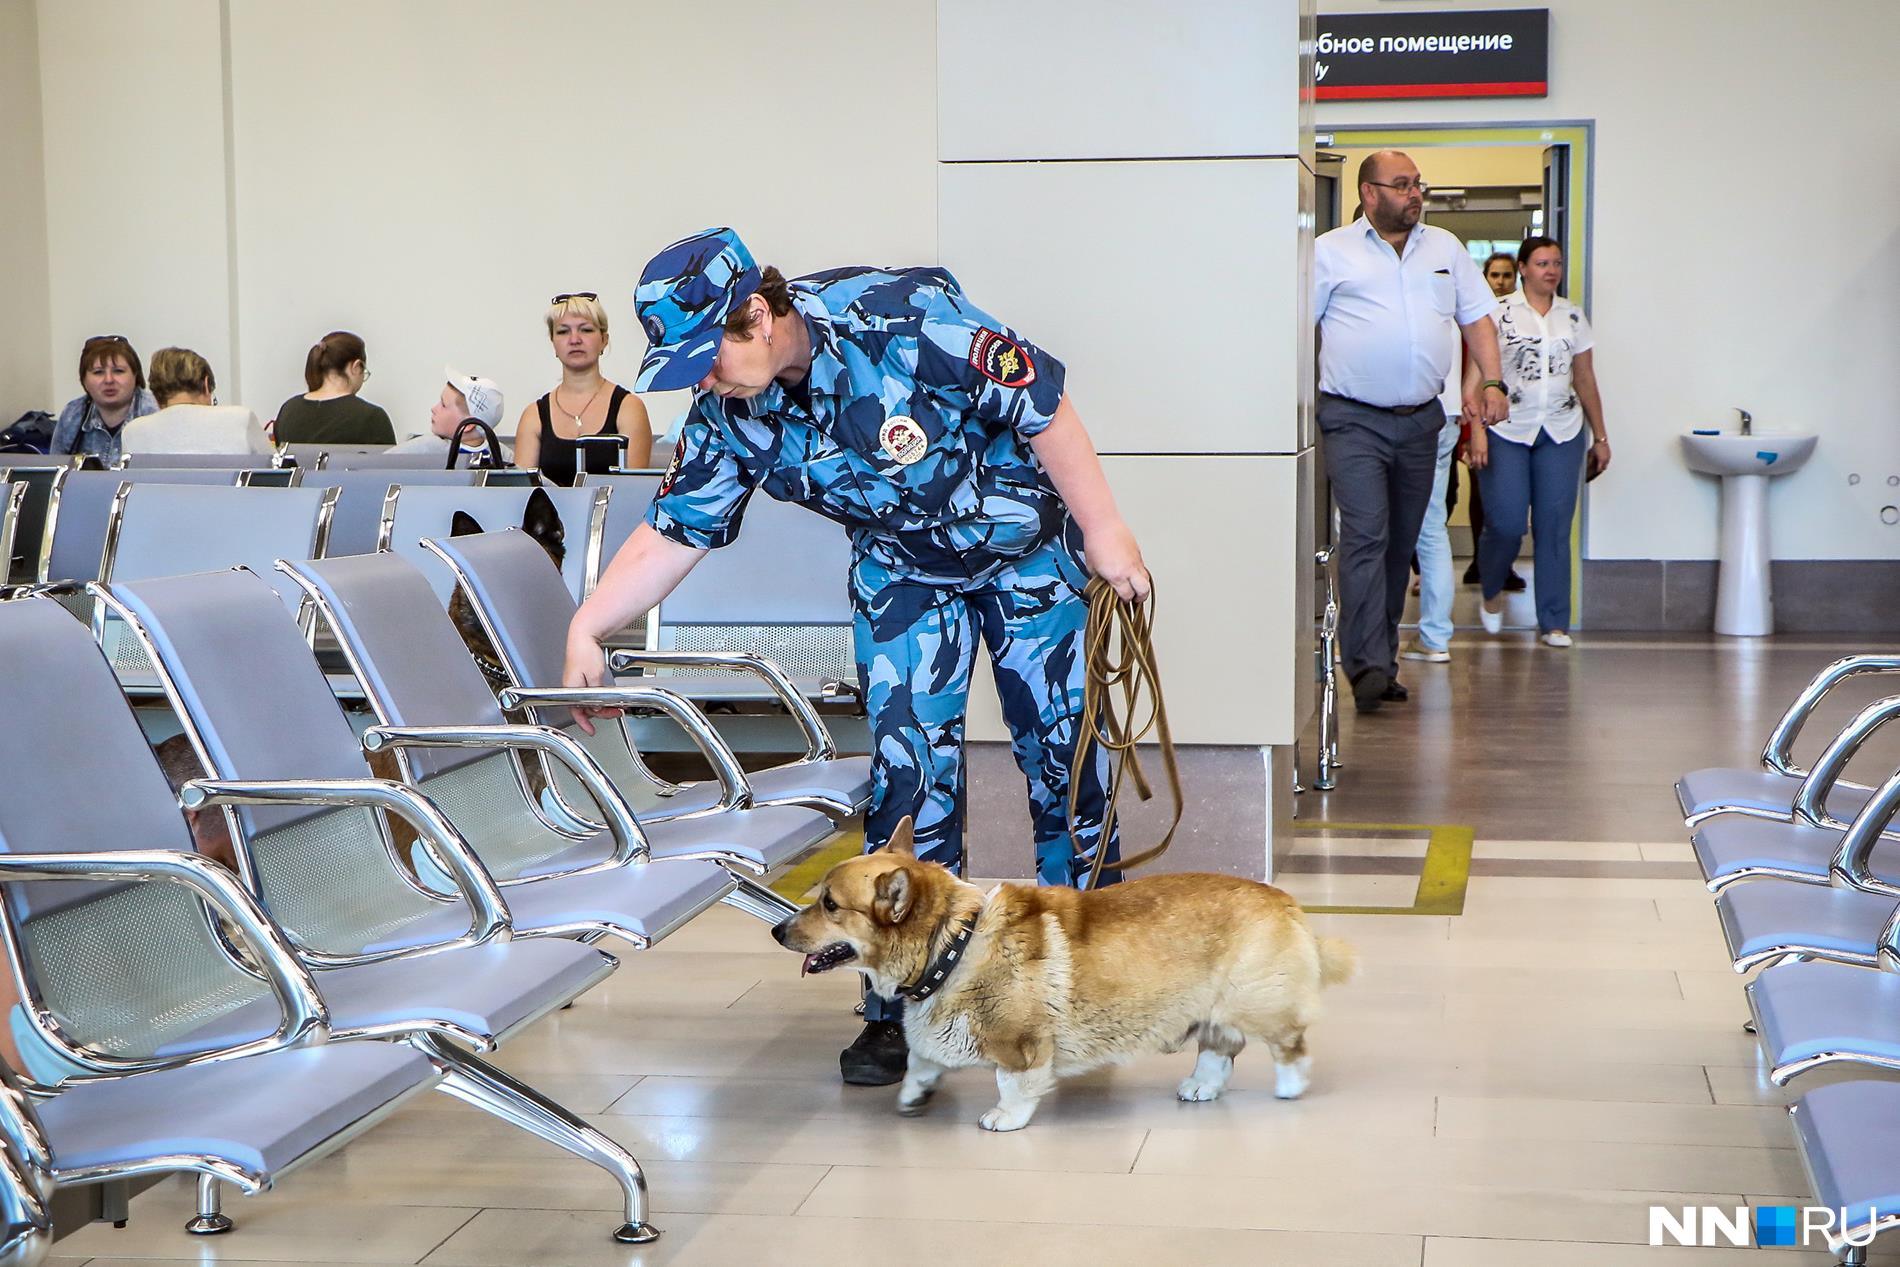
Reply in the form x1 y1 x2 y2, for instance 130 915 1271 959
1317 394 1445 682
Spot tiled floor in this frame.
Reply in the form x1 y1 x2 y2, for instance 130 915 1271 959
48 634 1900 1265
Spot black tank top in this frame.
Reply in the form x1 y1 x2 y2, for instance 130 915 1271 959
535 385 629 486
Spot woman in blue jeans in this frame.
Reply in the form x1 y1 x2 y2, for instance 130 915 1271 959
1465 237 1610 647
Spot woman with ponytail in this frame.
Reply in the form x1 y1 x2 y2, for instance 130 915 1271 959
273 330 395 444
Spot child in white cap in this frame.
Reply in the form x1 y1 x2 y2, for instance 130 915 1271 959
390 367 511 466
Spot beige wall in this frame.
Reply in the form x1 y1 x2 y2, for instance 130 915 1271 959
37 0 231 411
0 0 50 425
224 0 937 440
1319 0 1900 562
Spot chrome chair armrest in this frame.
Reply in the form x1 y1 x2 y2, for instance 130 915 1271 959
0 850 330 1078
1835 765 1900 896
361 723 650 868
497 685 753 813
607 650 834 762
1792 695 1900 829
1764 654 1900 777
180 777 511 946
0 580 83 602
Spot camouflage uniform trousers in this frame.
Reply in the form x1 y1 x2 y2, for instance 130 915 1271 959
854 528 1120 1024
852 523 1121 882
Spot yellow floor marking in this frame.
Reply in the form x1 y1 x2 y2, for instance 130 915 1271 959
769 826 866 902
1297 820 1475 916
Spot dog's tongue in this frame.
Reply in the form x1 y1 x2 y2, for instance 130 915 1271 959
801 953 818 977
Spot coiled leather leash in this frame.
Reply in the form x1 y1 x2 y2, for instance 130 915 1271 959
1068 576 1182 889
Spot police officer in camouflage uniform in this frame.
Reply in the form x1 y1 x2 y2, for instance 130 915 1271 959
565 228 1150 1085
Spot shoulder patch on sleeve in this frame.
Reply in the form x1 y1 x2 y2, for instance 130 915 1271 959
656 435 686 497
969 327 1036 388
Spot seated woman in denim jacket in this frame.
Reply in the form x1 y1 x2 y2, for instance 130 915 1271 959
50 335 159 463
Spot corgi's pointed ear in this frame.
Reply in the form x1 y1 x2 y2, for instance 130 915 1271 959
449 510 483 537
879 816 916 858
521 487 563 544
873 866 914 925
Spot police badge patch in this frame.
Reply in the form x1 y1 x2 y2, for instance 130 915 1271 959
656 435 687 496
879 416 928 466
969 327 1036 388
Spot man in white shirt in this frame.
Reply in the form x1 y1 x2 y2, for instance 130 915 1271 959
1314 151 1509 713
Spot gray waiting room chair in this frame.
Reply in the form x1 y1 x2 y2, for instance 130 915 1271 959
118 453 281 470
641 493 861 707
298 469 482 559
1676 654 1900 826
92 483 339 684
0 485 22 595
108 567 738 953
573 470 663 593
1693 694 1900 892
279 550 834 923
0 470 60 586
1786 1080 1900 1265
426 528 872 824
0 593 665 1242
378 482 607 604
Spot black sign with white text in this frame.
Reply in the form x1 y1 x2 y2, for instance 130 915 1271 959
1316 9 1549 101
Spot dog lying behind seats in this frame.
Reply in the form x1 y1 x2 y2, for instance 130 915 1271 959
773 817 1355 1131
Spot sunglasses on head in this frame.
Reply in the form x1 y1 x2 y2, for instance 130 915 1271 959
85 334 130 345
551 292 599 305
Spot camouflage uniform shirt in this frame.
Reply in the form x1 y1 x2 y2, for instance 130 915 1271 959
645 266 1070 586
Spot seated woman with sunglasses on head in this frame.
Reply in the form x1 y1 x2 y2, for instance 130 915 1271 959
51 335 159 463
513 291 653 485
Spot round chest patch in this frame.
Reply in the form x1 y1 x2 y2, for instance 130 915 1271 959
879 416 928 466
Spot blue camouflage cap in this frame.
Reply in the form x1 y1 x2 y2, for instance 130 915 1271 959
633 227 762 392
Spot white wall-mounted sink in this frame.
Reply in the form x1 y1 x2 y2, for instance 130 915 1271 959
1680 431 1817 477
1679 429 1817 635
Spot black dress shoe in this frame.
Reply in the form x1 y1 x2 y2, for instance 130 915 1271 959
1461 564 1481 586
1350 667 1389 714
1381 680 1409 703
840 1020 908 1086
1503 571 1528 592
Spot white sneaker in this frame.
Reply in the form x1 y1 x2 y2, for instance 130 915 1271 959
1401 640 1450 663
1478 600 1503 635
1540 630 1573 648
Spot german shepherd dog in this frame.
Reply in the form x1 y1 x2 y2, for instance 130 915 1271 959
445 486 566 686
775 818 1356 1132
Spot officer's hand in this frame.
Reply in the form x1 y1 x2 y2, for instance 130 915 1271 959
1087 521 1152 604
563 633 621 736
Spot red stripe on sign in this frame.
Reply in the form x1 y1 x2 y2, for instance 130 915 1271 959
1318 81 1547 100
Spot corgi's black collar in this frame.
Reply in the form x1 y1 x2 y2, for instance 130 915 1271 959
896 913 978 1002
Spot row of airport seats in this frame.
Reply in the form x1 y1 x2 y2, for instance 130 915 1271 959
1676 657 1900 1265
0 455 864 710
0 452 876 1247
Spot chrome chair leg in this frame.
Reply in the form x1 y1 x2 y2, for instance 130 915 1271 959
721 872 800 923
421 1037 658 1244
184 1173 232 1235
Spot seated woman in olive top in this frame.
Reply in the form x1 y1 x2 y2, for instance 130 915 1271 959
273 330 396 445
513 292 653 485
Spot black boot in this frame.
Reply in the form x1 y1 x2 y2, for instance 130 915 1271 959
1350 667 1389 714
840 1020 908 1086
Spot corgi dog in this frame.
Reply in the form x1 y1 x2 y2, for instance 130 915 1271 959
774 818 1355 1131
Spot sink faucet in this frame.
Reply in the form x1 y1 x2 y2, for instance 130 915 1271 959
1737 408 1753 436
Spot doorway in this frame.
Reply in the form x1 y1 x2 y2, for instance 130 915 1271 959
1318 122 1595 631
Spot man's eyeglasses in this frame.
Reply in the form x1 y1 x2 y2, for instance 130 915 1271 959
551 292 599 305
1365 178 1430 197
